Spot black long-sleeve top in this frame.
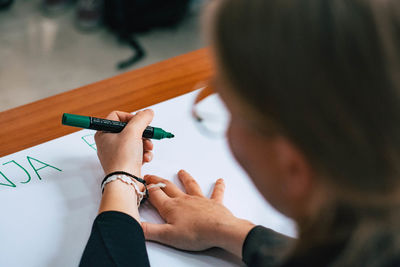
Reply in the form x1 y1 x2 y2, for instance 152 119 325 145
80 211 150 267
80 211 400 267
79 211 292 267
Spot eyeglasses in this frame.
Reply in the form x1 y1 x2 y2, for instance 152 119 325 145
191 80 231 138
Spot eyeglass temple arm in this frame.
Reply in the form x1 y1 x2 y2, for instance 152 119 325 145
192 82 215 121
194 83 214 103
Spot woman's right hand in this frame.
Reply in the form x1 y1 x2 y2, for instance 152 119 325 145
95 109 154 222
142 170 255 258
95 109 154 178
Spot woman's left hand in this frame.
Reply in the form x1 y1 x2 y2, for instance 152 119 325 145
142 170 255 257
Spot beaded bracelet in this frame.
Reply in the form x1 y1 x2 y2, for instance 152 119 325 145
101 171 166 206
102 171 146 189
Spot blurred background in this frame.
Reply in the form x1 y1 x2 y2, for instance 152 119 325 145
0 0 206 112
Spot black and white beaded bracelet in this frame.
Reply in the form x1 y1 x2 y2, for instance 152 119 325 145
101 171 166 206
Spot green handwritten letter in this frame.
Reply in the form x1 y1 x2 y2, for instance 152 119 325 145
3 160 32 184
81 134 97 151
27 156 62 180
0 171 16 188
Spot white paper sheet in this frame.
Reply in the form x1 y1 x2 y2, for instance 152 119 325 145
0 91 295 267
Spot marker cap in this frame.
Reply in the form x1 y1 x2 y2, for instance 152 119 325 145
152 127 174 140
62 113 90 129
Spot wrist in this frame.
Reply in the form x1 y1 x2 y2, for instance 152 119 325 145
100 179 141 221
214 218 255 258
105 168 141 178
104 170 144 191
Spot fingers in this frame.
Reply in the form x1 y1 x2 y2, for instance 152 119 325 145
147 187 169 213
142 138 153 164
143 151 153 163
178 170 203 197
142 222 173 244
125 109 154 137
210 178 225 203
100 110 154 138
142 139 154 164
104 111 134 122
94 130 102 141
145 175 184 198
143 138 153 151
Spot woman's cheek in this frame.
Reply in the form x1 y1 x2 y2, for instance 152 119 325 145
227 120 254 169
227 120 279 192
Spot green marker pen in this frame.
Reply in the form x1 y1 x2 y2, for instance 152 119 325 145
62 113 174 140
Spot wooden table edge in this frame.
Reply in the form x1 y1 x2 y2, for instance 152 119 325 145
0 48 213 157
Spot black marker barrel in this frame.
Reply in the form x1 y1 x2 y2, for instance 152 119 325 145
62 113 174 140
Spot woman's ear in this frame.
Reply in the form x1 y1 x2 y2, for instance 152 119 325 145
274 137 315 215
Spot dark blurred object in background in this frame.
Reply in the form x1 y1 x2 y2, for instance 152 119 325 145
38 0 193 69
0 0 13 10
104 0 191 69
75 0 103 31
42 0 74 14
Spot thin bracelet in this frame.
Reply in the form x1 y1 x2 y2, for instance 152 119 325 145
101 172 167 206
101 174 143 206
101 171 167 206
102 171 146 188
102 171 148 202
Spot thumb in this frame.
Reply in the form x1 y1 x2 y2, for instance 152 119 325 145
142 222 172 243
125 109 154 137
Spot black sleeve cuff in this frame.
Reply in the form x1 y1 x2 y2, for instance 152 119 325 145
242 226 294 266
80 211 150 267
